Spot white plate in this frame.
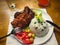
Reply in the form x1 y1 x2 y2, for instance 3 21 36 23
8 8 54 45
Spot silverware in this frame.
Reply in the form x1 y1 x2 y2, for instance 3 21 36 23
0 27 21 40
46 20 60 29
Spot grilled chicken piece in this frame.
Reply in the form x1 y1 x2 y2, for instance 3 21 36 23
11 6 34 28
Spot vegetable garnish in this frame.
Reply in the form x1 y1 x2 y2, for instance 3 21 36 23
33 9 43 23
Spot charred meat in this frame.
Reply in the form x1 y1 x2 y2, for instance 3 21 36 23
11 6 34 28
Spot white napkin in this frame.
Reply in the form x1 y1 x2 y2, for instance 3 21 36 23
6 8 58 45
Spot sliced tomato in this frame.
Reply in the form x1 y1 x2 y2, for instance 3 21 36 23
15 32 27 40
22 38 33 44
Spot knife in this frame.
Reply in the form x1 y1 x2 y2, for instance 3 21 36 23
46 20 60 29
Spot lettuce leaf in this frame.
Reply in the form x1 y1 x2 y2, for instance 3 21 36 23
33 9 43 23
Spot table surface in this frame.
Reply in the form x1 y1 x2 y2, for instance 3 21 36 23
0 0 60 45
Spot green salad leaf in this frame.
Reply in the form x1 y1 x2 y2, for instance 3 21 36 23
33 9 43 23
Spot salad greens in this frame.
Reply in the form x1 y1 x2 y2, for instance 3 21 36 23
33 9 43 23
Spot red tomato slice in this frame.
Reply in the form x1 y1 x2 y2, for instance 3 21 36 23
15 32 28 40
16 34 23 40
22 38 33 44
25 35 30 39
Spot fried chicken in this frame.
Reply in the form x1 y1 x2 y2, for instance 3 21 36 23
11 6 34 28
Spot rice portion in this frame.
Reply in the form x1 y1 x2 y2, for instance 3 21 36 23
29 17 49 37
